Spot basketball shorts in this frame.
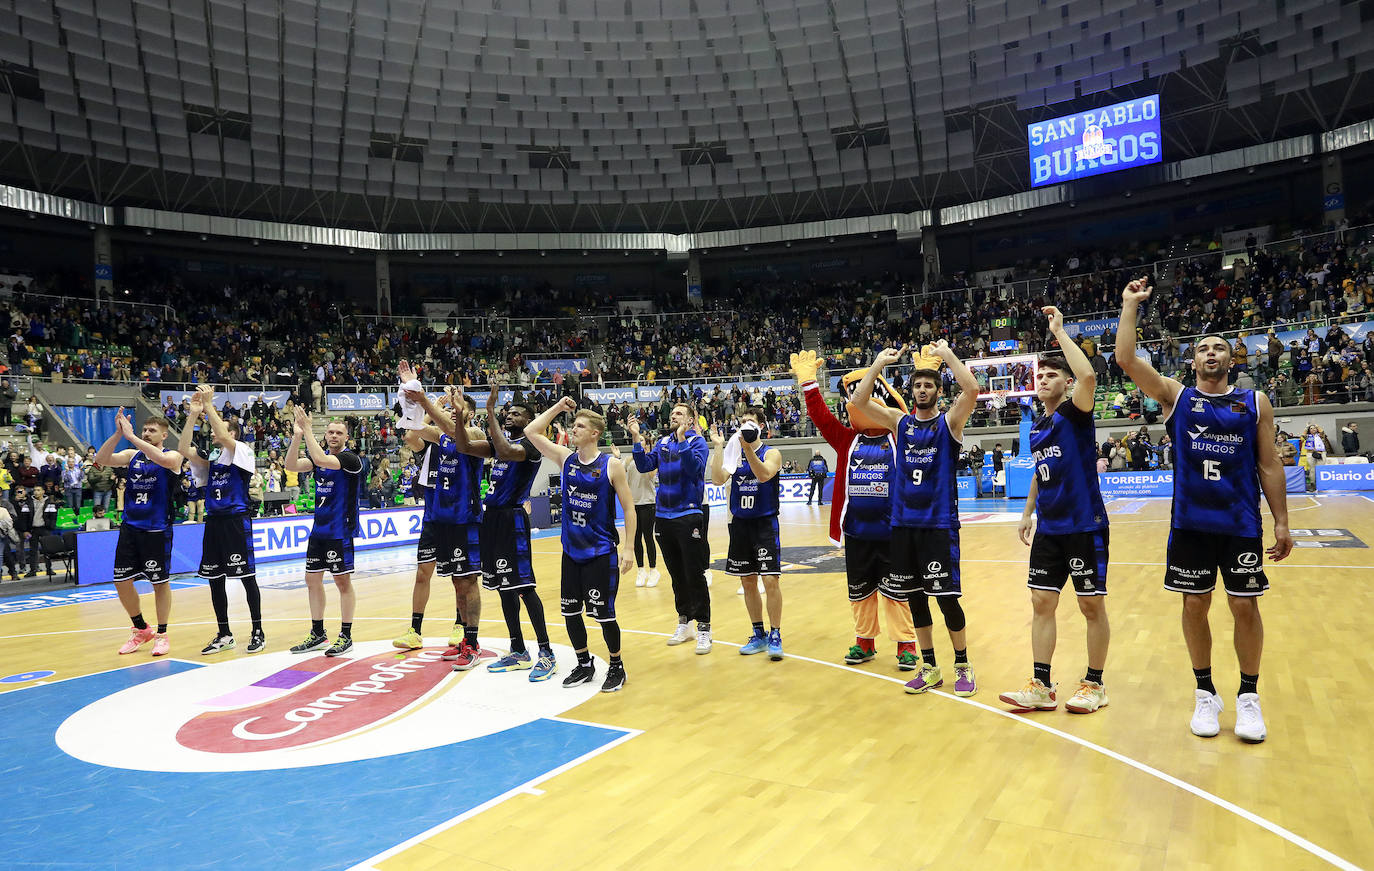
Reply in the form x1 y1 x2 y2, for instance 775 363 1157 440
561 552 618 623
112 528 173 584
1164 528 1268 597
725 515 781 577
416 520 438 565
305 536 354 575
481 506 535 591
1027 529 1109 596
889 526 961 598
843 534 901 601
199 513 256 580
432 521 481 578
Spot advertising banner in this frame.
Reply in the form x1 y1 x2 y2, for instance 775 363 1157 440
159 390 291 410
1029 94 1162 187
1097 470 1173 499
526 358 588 375
327 392 390 412
1315 464 1374 491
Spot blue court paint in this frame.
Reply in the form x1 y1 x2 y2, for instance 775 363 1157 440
0 662 629 871
0 669 55 682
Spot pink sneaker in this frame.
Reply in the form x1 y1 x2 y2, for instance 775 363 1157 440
118 626 156 655
151 633 170 656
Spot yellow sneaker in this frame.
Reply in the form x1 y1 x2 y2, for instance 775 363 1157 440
392 628 423 650
448 623 465 647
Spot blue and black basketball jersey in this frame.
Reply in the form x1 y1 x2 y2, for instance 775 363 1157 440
1029 402 1108 534
842 434 895 541
892 413 960 530
728 444 780 519
561 451 617 560
205 443 253 516
311 450 362 540
1166 387 1262 537
123 451 176 532
425 435 482 525
484 437 542 509
633 433 708 519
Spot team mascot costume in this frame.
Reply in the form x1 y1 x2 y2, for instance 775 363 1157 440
793 349 923 668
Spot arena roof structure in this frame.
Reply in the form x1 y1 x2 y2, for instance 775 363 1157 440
1 0 1373 235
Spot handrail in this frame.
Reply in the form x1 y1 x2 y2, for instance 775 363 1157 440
13 290 176 321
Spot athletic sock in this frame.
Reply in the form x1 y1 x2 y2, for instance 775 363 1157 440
609 653 622 665
156 624 168 634
953 647 969 665
1238 672 1259 696
311 619 325 637
456 609 463 627
1034 661 1052 685
697 621 710 632
577 651 592 665
752 621 765 638
1084 667 1104 685
132 614 147 630
216 622 231 637
410 612 423 632
1193 667 1217 695
251 618 263 633
339 622 352 639
464 625 479 647
921 647 937 667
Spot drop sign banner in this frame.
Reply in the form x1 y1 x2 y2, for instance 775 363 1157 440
1028 95 1162 187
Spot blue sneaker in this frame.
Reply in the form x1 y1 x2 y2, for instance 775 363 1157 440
529 650 558 682
488 650 533 672
767 629 783 661
739 632 768 655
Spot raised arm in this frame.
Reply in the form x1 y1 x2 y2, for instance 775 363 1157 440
608 456 637 576
485 385 528 461
850 345 908 434
94 407 136 468
1116 278 1183 414
285 414 312 474
1044 306 1098 413
793 350 857 448
440 387 493 458
178 393 209 468
931 340 981 435
117 413 184 470
294 406 339 471
742 434 782 483
627 414 659 472
523 397 575 464
707 425 728 486
1255 393 1292 562
198 386 235 448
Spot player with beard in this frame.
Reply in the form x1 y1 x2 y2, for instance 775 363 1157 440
1117 278 1292 743
853 341 980 697
481 387 557 681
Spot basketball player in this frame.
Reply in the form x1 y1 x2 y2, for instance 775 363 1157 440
628 403 712 653
525 397 636 692
391 415 449 647
791 350 917 668
853 340 980 697
286 407 363 657
399 383 489 672
1117 278 1291 742
180 387 265 655
1000 307 1110 714
481 387 557 681
95 409 183 656
709 407 784 660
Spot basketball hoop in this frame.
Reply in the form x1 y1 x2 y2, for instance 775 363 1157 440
989 389 1010 410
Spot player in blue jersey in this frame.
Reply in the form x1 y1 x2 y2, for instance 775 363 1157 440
481 387 557 680
853 340 981 697
628 403 713 653
709 407 785 660
1117 278 1291 743
1001 307 1111 715
526 397 637 692
95 409 184 657
180 388 265 655
286 406 364 657
400 381 490 671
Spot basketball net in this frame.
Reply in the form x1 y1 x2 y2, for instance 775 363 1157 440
989 389 1010 409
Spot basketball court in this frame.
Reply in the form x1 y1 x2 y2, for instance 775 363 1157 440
1 495 1370 870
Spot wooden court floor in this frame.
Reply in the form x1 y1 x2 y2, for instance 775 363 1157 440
2 495 1371 871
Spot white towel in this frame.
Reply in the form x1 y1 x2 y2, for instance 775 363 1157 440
397 378 427 430
723 422 759 472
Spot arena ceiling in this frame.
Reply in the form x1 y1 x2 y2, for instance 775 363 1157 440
1 0 1372 235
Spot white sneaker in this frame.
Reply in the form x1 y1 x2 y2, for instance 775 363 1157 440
646 568 660 587
1235 693 1266 743
695 628 713 655
1190 690 1225 738
635 568 647 588
666 623 694 646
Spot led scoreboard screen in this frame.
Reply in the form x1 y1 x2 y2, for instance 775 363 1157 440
1028 95 1162 187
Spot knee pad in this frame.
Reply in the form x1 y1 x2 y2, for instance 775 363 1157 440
937 597 966 633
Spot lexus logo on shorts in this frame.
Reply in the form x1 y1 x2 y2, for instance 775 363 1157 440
927 561 942 574
496 558 509 570
757 548 768 559
229 554 244 565
1069 557 1085 571
144 560 158 570
1238 552 1259 567
326 551 338 561
454 548 464 559
588 589 601 601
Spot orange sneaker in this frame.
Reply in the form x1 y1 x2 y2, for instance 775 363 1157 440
117 626 156 655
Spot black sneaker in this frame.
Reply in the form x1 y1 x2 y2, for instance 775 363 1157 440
200 634 235 655
290 632 329 654
600 662 627 693
246 629 266 654
561 662 596 688
325 636 354 657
